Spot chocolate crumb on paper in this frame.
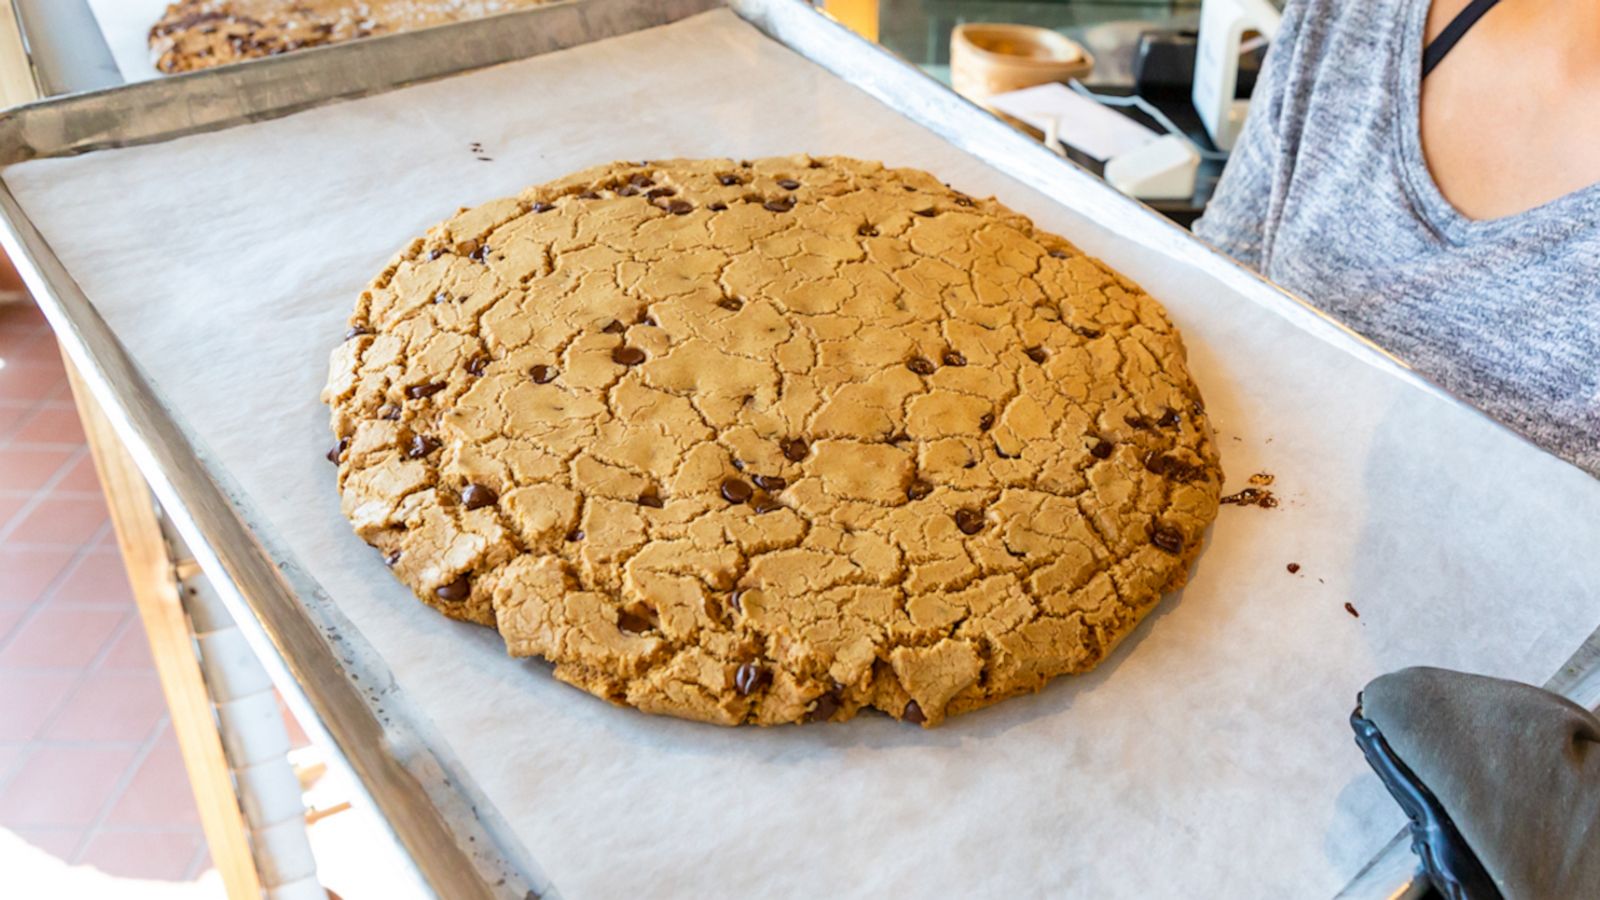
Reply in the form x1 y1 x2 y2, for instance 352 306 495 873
1286 563 1300 574
1344 602 1360 618
1220 487 1279 508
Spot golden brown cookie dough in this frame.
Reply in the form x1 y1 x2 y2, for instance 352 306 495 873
322 156 1222 727
149 0 550 73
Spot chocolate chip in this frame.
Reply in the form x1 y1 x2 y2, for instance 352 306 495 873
808 160 823 168
529 364 558 384
602 319 626 334
942 350 967 367
902 184 916 192
326 438 348 462
740 160 753 168
630 174 655 188
763 198 794 213
465 354 489 376
1287 563 1301 574
637 489 664 509
435 575 471 602
566 529 585 542
646 187 675 199
1073 325 1104 339
734 662 769 695
344 325 371 340
751 474 786 492
979 412 995 431
384 550 401 567
1048 249 1068 259
665 199 694 215
406 382 447 400
1151 523 1184 554
1025 346 1048 363
1144 452 1206 483
953 195 974 207
378 404 401 420
730 590 743 612
1090 439 1114 460
906 479 933 500
708 202 728 211
913 208 936 217
751 496 783 514
718 174 742 186
886 432 909 444
406 434 440 459
617 609 653 633
903 700 926 725
730 459 745 471
578 191 601 200
617 185 639 197
433 292 450 305
718 297 744 311
530 201 554 213
461 483 498 510
906 357 935 375
954 508 985 534
857 223 879 237
612 346 646 366
781 437 809 461
777 178 800 190
807 687 843 722
637 311 656 326
720 478 753 504
468 242 491 263
1157 408 1182 428
1125 414 1153 431
427 248 446 261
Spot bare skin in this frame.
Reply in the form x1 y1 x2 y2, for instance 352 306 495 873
1422 0 1600 220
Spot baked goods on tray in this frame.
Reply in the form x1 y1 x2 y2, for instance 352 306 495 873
149 0 550 73
322 156 1222 727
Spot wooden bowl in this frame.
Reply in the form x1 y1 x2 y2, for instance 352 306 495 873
950 23 1095 102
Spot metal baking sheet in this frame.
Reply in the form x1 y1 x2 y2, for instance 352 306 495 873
3 1 1598 896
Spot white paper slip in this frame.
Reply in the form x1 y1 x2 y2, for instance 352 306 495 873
987 81 1158 160
84 0 171 83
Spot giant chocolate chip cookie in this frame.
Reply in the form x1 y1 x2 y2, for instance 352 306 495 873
149 0 551 74
323 156 1222 727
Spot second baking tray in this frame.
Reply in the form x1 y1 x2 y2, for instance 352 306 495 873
5 1 1600 896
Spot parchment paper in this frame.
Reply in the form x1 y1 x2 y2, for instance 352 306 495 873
9 11 1600 897
84 0 167 83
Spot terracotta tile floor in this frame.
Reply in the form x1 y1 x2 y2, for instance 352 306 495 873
0 299 215 887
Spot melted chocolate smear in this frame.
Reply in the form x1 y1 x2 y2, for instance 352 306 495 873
1220 487 1279 509
617 610 653 634
751 474 786 492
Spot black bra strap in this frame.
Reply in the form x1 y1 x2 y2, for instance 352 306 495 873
1423 0 1503 78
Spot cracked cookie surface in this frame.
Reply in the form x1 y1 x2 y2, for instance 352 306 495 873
322 156 1222 727
149 0 550 73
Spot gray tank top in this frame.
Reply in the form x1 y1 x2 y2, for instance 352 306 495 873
1194 0 1600 474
